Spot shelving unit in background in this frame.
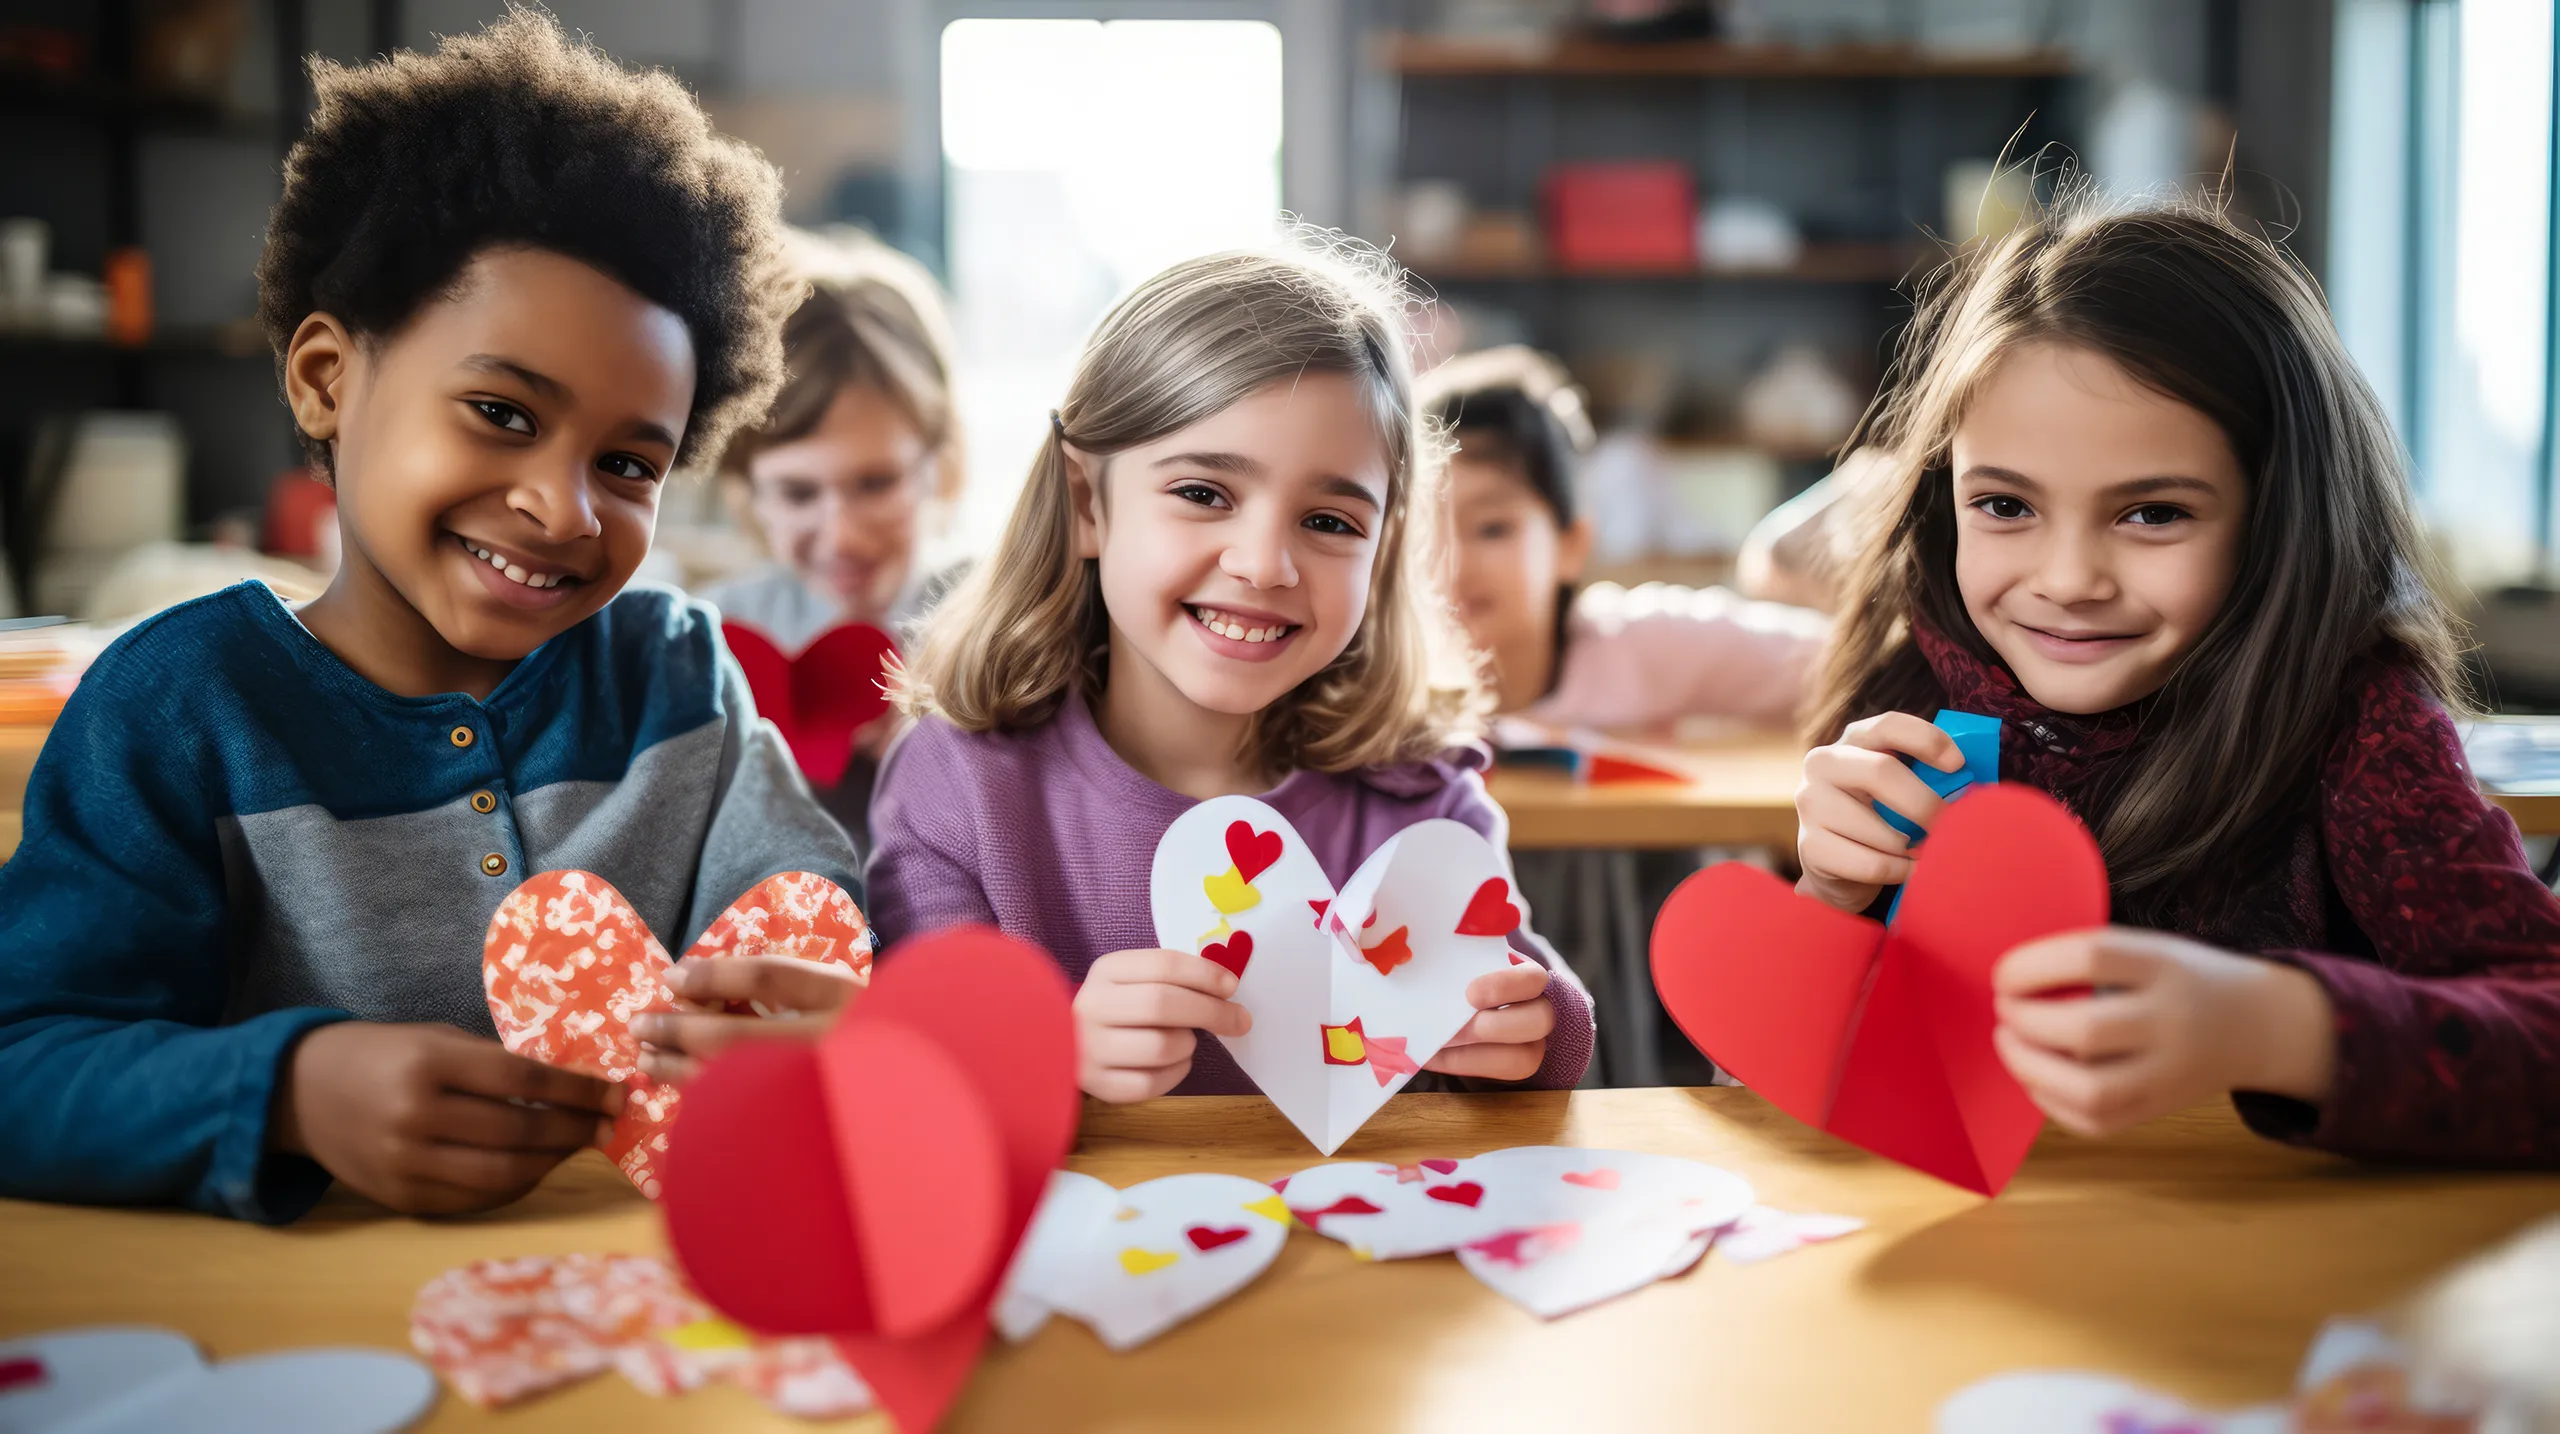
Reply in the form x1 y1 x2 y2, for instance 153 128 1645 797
1361 17 2083 570
0 0 344 604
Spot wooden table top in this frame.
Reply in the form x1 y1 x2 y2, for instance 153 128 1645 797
5 1089 2555 1433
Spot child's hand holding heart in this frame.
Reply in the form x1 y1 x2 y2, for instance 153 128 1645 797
1073 948 1254 1103
1991 927 2337 1136
1424 962 1555 1081
271 1022 623 1215
1794 712 1967 913
633 956 863 1083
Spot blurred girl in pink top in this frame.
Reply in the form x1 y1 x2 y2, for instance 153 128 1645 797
1426 346 1829 736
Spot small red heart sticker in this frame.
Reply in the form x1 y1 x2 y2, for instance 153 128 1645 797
1559 1168 1621 1191
1184 1225 1251 1253
1424 1181 1484 1208
1454 878 1521 937
1200 931 1253 978
1225 821 1285 883
1418 1158 1458 1175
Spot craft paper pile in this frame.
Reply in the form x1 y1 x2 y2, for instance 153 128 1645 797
408 1253 869 1419
1651 784 2106 1195
1279 1145 1835 1318
1150 795 1528 1154
481 868 874 1198
983 1149 1858 1346
660 925 1078 1434
0 1326 436 1434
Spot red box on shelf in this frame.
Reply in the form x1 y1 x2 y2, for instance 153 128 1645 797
1542 162 1696 270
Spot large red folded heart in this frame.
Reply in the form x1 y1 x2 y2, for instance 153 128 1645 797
1649 785 2107 1195
724 620 898 789
660 926 1078 1434
481 870 873 1198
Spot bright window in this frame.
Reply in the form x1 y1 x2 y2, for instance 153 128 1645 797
2332 0 2559 582
939 18 1284 546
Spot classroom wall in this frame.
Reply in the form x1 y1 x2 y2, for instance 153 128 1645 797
5 0 2337 541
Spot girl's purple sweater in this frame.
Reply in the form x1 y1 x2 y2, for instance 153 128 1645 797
866 692 1596 1095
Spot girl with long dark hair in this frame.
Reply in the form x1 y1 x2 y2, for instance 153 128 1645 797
1794 194 2560 1165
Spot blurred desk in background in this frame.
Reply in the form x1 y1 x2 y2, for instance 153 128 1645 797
0 723 43 862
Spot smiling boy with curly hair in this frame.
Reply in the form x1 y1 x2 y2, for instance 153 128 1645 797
0 11 863 1222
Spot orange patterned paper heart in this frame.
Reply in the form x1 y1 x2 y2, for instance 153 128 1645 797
482 870 874 1198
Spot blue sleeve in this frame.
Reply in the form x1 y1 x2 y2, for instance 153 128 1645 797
0 633 348 1223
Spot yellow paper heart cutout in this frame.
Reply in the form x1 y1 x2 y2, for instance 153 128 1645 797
1203 865 1260 915
1118 1247 1181 1277
1242 1194 1292 1226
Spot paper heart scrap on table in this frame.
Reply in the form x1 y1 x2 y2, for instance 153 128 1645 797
408 1253 870 1419
1936 1320 2486 1433
724 619 898 788
0 1326 437 1434
1149 796 1527 1154
1280 1146 1858 1319
992 1172 1294 1351
481 869 874 1199
1650 784 2108 1196
659 925 1078 1434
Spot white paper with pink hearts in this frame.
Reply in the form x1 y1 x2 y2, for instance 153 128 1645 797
1283 1147 1757 1316
993 1171 1292 1351
1149 796 1527 1155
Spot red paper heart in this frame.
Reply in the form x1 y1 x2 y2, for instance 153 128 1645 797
1225 820 1284 883
1425 1181 1484 1208
724 620 898 789
661 926 1077 1434
1560 1168 1621 1191
1649 785 2106 1196
1418 1159 1458 1175
1200 931 1253 978
482 870 872 1199
1184 1225 1251 1253
1454 878 1521 937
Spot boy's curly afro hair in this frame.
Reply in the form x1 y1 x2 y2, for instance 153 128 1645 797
257 7 798 473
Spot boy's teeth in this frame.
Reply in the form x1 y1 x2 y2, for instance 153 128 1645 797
463 539 566 589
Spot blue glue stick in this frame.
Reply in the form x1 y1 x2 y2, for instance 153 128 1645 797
1876 710 1998 923
1874 709 1999 842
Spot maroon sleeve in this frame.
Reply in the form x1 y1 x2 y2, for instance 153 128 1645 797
2238 664 2560 1165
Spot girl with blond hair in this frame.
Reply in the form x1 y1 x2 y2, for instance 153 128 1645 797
872 234 1594 1102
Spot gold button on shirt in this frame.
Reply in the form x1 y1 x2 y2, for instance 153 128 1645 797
450 726 476 749
470 790 497 814
481 853 508 877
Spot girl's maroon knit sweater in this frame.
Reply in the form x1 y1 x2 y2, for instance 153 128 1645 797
1909 624 2560 1166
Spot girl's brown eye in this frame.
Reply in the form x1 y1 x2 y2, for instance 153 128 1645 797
1977 495 2031 520
473 399 534 435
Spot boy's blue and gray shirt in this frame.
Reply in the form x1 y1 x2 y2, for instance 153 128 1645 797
0 581 862 1224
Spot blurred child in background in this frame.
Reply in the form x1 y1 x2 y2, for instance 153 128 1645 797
1426 346 1828 738
705 230 966 842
